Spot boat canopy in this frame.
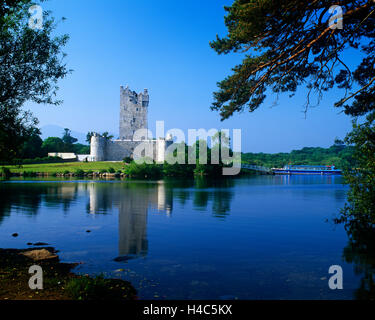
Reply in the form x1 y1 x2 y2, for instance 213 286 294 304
284 165 336 170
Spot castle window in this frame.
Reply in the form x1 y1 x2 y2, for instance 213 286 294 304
136 108 138 111
133 117 135 122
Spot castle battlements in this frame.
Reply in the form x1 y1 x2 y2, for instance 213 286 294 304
120 86 149 107
120 85 148 140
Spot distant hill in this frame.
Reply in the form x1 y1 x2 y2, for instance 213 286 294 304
242 143 355 169
40 125 88 144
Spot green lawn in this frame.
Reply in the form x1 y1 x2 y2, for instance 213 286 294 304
4 161 125 173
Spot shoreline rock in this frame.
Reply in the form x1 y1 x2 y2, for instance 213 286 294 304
0 247 137 300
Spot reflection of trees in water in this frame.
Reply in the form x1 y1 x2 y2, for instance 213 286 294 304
0 184 42 223
163 177 235 189
193 191 210 210
212 191 233 219
1 178 235 262
194 177 235 189
162 177 235 218
194 178 234 219
87 179 235 261
0 183 79 225
338 113 375 298
342 219 375 299
193 190 233 219
46 184 79 213
174 190 190 206
337 166 375 299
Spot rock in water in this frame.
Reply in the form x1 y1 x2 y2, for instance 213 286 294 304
20 249 58 261
33 242 49 246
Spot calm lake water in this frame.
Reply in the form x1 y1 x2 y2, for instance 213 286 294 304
0 175 367 299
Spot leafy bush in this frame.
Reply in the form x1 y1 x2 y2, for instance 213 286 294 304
65 275 136 300
100 169 107 174
24 156 62 164
63 170 70 175
123 157 132 163
75 169 85 176
123 161 162 179
108 167 115 173
0 156 66 166
339 112 375 225
1 167 11 178
163 162 194 177
23 171 37 177
194 164 206 175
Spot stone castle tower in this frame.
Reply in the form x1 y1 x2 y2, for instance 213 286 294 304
89 84 172 162
119 86 149 140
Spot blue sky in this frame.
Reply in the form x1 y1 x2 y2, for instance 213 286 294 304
27 0 356 153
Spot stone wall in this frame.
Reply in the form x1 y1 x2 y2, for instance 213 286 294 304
90 137 173 162
106 140 139 161
47 152 77 160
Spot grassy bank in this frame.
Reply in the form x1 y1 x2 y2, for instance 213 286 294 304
0 247 137 300
2 161 239 179
1 160 259 180
3 161 125 174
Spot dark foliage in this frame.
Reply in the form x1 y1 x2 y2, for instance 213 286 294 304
242 140 354 169
211 0 375 120
0 0 69 162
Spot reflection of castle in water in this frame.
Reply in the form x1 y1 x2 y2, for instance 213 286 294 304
88 182 173 259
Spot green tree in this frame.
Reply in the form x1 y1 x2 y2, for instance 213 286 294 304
86 131 113 144
62 128 78 145
340 112 375 224
212 0 374 224
241 139 353 169
86 131 95 144
0 0 69 162
20 128 43 158
334 138 345 147
62 128 78 151
212 130 232 165
0 108 38 161
73 144 90 154
41 137 65 154
210 1 375 120
102 132 114 140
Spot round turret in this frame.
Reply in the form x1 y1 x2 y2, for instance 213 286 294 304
90 133 107 161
